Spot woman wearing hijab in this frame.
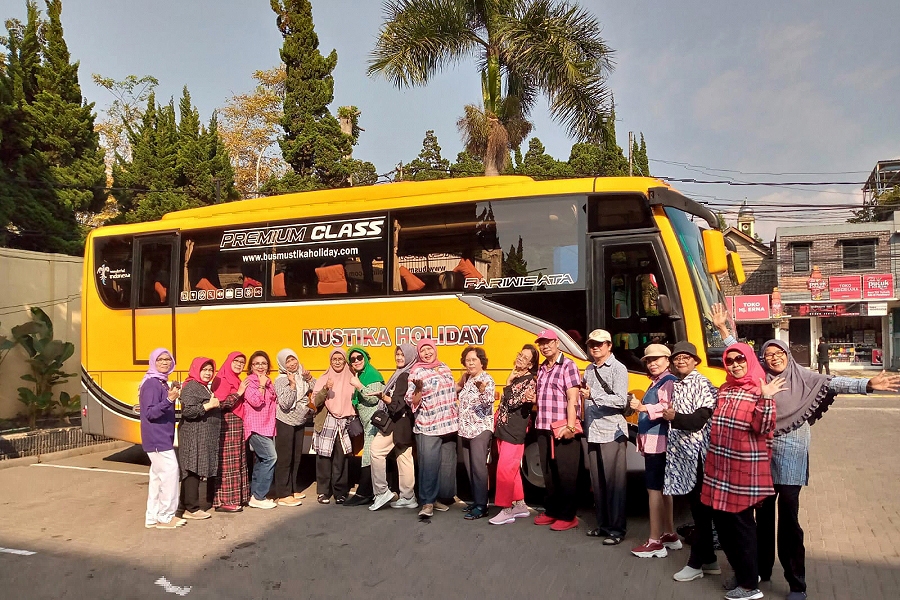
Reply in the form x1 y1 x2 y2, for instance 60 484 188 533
243 350 279 509
489 345 538 525
405 339 458 519
457 346 496 520
702 343 786 600
755 339 900 600
273 348 315 507
369 343 418 511
312 349 356 504
178 357 222 520
211 352 250 512
344 346 386 506
140 348 185 529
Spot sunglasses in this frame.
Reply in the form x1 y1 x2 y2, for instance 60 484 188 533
349 356 364 363
724 354 748 366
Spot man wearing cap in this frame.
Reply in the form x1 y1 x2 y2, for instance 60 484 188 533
629 344 679 558
581 329 629 545
662 342 721 582
532 328 583 532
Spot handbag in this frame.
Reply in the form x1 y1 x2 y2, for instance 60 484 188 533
550 418 583 439
589 364 634 418
346 414 364 437
370 409 393 435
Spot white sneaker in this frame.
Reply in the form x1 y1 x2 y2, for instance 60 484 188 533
369 490 395 511
673 565 704 582
489 507 516 525
703 561 722 575
248 497 277 509
390 495 418 509
509 502 530 519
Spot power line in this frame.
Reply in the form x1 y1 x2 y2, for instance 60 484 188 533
650 158 869 176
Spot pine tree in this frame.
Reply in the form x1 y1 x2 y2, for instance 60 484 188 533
631 132 650 176
502 236 528 276
404 130 450 181
269 0 354 191
566 104 629 177
449 151 484 178
518 138 573 180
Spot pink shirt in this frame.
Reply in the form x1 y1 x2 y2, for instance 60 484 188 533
242 374 277 439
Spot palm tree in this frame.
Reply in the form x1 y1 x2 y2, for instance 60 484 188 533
368 0 614 176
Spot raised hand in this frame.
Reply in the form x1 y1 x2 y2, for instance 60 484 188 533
662 406 676 421
302 369 313 382
868 370 900 392
524 387 536 402
475 380 486 394
712 303 731 335
237 379 249 395
759 376 787 398
412 379 423 394
325 378 334 390
629 395 642 412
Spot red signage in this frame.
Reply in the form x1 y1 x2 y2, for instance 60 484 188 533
829 275 862 300
785 303 862 317
732 294 771 321
863 274 894 299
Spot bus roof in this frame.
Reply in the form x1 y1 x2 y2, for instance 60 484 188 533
90 175 717 235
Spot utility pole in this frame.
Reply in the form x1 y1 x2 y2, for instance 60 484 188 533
628 131 634 177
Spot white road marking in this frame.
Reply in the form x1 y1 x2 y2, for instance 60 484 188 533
829 407 900 412
30 463 148 476
0 547 36 556
154 576 191 596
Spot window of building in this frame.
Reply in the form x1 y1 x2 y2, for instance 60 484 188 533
792 243 811 273
841 239 876 271
391 196 585 294
94 236 133 309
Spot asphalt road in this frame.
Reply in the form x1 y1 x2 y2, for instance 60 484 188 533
1 393 898 599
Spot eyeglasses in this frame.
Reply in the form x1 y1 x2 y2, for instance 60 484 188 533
763 350 786 360
587 342 608 349
724 354 747 366
349 356 364 363
251 362 268 367
672 355 693 363
331 356 346 362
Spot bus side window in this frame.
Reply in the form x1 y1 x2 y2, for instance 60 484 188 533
137 242 174 308
94 236 133 309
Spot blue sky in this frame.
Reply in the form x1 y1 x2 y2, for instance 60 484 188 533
2 0 898 240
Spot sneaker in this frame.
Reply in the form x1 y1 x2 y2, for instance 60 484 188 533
369 490 395 511
724 576 761 591
509 502 530 519
703 561 722 575
248 497 277 509
550 518 578 531
673 565 704 582
390 495 418 509
534 513 556 526
277 497 303 507
182 510 211 520
214 504 242 513
660 532 683 550
144 522 157 529
343 494 373 507
465 506 488 520
155 520 180 530
433 501 450 512
292 493 307 500
724 588 763 600
489 507 517 525
174 518 187 527
334 496 347 505
317 494 330 504
631 540 668 558
418 503 434 518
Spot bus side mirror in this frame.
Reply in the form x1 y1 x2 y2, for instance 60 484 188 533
702 229 728 275
658 294 672 316
728 251 746 285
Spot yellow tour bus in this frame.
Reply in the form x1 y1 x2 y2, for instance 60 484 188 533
81 175 742 482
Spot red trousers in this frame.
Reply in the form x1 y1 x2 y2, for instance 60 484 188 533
494 439 525 507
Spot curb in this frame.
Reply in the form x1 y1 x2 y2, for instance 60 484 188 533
0 440 131 471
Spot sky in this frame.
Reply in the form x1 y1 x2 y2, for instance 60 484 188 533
2 0 898 241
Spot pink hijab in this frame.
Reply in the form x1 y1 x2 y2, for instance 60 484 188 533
412 338 441 370
184 357 215 390
312 348 355 417
212 351 245 418
722 342 766 394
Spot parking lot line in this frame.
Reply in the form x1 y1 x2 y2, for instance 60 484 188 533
30 463 148 476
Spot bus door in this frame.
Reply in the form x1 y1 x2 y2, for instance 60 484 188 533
589 235 682 371
132 234 178 364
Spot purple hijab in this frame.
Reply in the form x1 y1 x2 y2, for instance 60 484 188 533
140 348 175 391
761 339 834 434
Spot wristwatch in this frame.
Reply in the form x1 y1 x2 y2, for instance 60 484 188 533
566 425 577 433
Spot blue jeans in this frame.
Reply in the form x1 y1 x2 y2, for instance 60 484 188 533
416 433 457 505
248 433 276 501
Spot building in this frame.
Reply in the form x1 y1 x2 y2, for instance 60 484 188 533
775 216 898 369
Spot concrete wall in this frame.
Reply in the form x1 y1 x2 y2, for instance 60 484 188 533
0 248 82 420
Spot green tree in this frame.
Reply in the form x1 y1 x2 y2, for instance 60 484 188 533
403 130 450 181
502 235 528 276
92 73 159 165
631 132 650 176
449 151 484 178
369 0 614 176
566 103 629 177
852 186 900 223
269 0 357 191
518 137 573 180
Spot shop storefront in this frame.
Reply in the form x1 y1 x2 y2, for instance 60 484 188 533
726 294 779 356
784 300 890 369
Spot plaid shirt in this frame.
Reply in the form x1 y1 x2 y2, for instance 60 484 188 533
406 364 459 436
535 353 581 430
701 385 776 513
241 374 277 439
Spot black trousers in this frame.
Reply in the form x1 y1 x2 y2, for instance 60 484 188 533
757 484 806 593
274 420 306 499
536 430 581 522
316 436 349 499
686 461 716 568
181 472 202 513
817 361 830 375
713 506 761 590
585 439 627 537
460 431 492 508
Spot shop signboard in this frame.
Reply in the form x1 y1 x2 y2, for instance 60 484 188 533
785 303 862 317
732 294 771 321
807 267 827 300
829 275 862 300
862 274 894 299
866 302 889 316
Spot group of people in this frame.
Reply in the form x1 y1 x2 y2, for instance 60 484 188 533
137 303 899 600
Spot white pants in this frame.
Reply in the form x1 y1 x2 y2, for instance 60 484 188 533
146 449 180 525
370 432 415 499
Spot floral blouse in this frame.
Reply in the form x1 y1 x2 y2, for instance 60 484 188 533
457 371 496 439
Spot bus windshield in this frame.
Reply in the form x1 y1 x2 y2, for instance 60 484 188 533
664 207 728 363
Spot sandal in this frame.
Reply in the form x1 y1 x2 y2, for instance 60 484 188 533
603 535 623 546
586 527 607 537
317 494 330 504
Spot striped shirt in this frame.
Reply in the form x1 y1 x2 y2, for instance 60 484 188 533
406 363 458 436
535 353 581 430
583 356 628 444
